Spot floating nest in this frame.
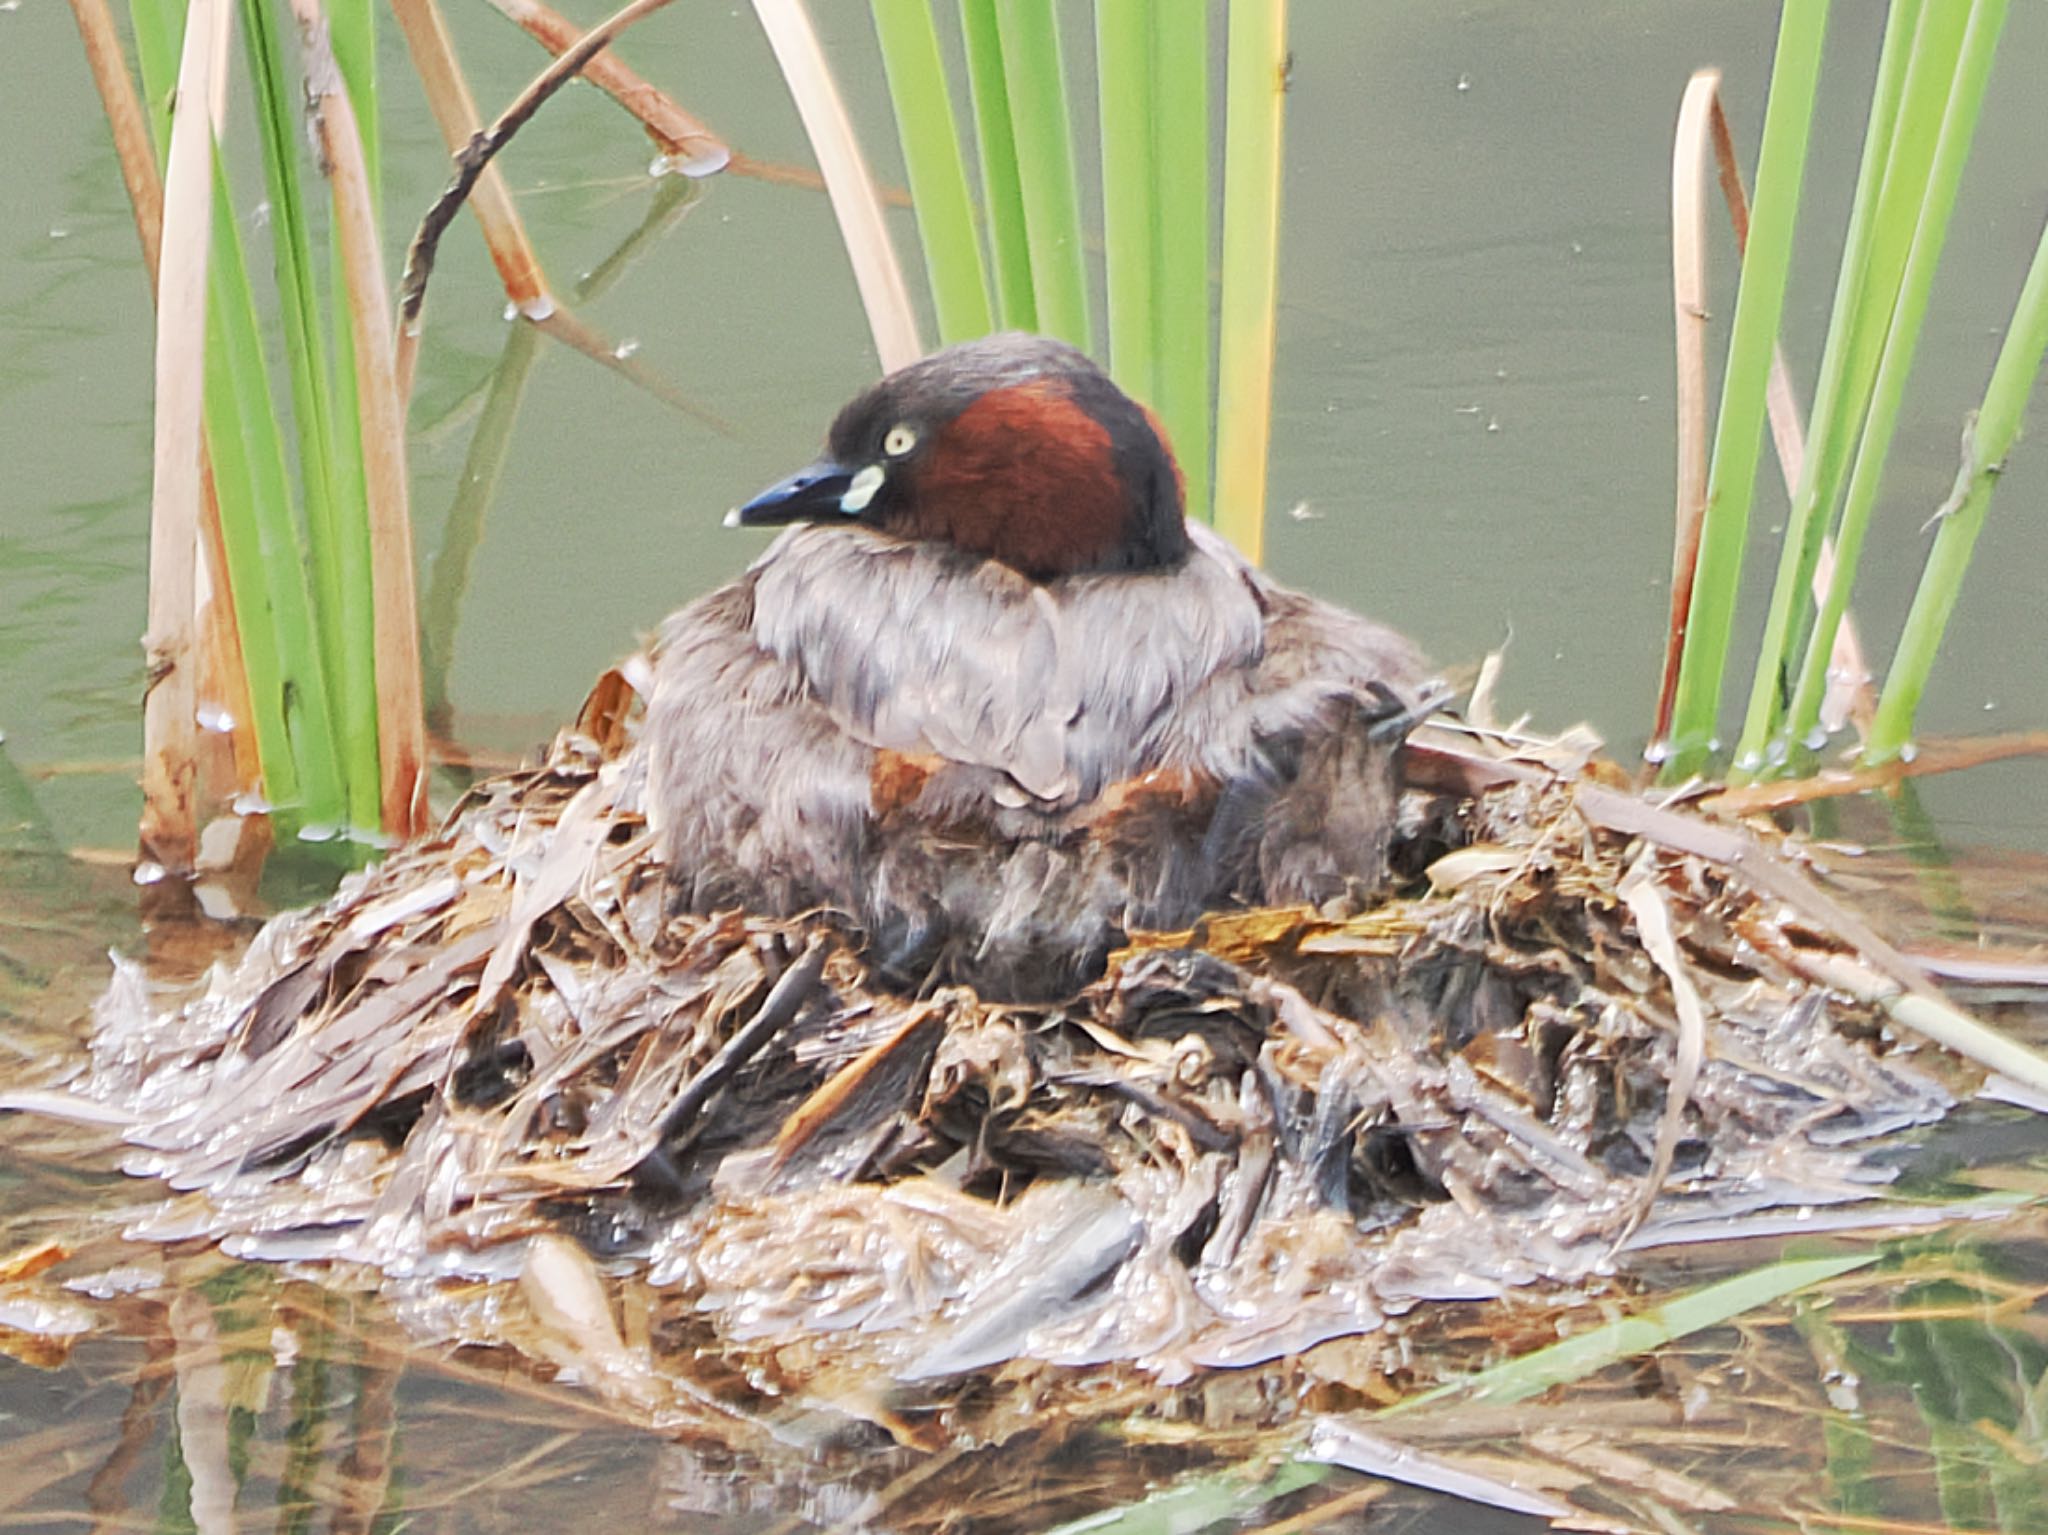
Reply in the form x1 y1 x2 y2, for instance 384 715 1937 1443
80 670 1965 1420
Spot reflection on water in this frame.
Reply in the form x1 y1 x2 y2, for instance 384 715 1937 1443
3 834 2046 1532
3 1169 2046 1533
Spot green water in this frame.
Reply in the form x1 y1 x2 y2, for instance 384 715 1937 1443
6 3 2048 850
4 4 2048 1531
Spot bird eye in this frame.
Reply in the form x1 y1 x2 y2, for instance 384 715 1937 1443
882 424 918 458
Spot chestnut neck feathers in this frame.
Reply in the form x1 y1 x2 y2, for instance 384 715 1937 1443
733 334 1191 581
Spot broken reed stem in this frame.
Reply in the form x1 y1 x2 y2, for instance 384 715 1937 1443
397 0 679 349
388 0 552 403
1657 69 1718 747
140 0 231 873
1702 727 2048 816
751 0 921 370
474 0 729 171
292 0 429 840
67 0 163 287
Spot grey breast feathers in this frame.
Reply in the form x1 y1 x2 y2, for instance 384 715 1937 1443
643 579 874 913
746 524 1270 817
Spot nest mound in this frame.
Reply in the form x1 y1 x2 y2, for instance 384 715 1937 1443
84 691 1956 1388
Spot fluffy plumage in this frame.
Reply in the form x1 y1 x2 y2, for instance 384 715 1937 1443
646 335 1432 997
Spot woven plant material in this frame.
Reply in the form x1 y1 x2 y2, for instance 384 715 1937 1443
81 682 1958 1402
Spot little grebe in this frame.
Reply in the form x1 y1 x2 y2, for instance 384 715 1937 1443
645 333 1434 997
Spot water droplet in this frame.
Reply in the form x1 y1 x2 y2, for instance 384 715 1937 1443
1455 72 1471 92
132 861 166 887
1898 741 1918 764
296 822 339 844
521 295 556 322
231 790 273 816
48 225 69 240
613 338 640 360
196 705 236 733
1983 698 1998 711
1643 739 1670 765
502 301 519 322
1803 725 1830 750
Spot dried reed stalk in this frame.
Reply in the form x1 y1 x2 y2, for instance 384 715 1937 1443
750 0 922 370
140 0 231 872
397 0 681 348
1657 70 1718 746
292 0 429 839
66 0 162 283
388 0 551 401
475 0 729 172
70 0 263 814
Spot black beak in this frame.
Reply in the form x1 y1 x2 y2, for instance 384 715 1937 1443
725 457 857 528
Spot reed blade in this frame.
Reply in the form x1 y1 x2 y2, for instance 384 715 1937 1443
1096 0 1157 398
1150 8 1211 524
1213 0 1288 565
1866 207 2048 763
1783 0 2008 754
873 0 991 346
1730 0 1925 776
958 0 1035 330
993 0 1091 351
1663 0 1829 776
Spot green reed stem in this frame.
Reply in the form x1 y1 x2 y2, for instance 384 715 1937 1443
1151 9 1211 524
1784 0 2008 754
992 0 1091 350
1096 0 1157 401
1663 0 1829 777
202 172 338 822
1866 208 2048 763
131 0 349 827
318 0 384 835
241 0 360 815
958 0 1034 330
872 0 992 345
1213 0 1289 564
1769 0 1969 765
1729 0 1921 780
